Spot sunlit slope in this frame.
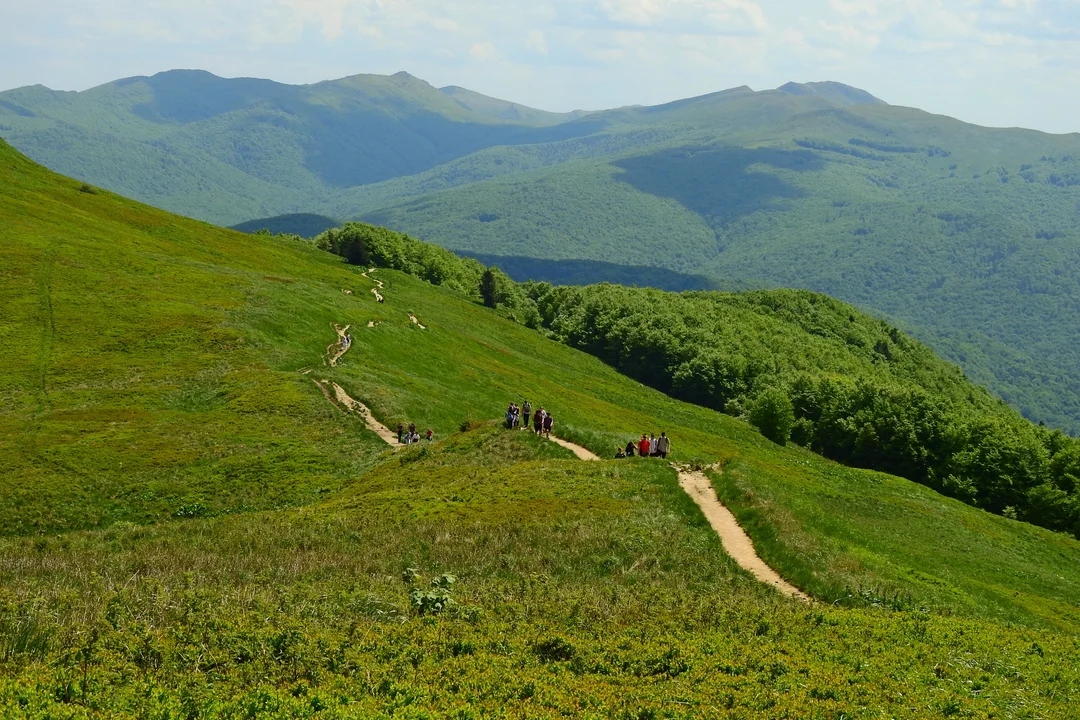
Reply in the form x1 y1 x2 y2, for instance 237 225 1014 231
3 428 1077 717
0 138 392 533
2 138 1080 634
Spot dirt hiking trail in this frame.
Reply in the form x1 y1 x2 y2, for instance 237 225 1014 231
361 269 385 303
677 466 809 601
312 310 805 600
313 378 400 447
326 324 351 366
547 434 600 461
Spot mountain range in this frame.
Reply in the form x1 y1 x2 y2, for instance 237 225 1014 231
3 70 1080 434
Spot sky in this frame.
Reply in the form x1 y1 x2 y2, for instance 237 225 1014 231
2 0 1079 134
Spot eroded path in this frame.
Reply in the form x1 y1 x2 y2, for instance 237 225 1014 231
313 378 400 447
327 324 351 366
361 269 385 303
677 466 809 601
547 434 600 461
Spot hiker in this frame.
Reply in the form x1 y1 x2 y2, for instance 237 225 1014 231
426 429 434 442
656 432 670 459
649 433 658 457
624 441 636 457
638 434 650 458
397 423 405 444
614 447 626 459
533 408 544 434
409 422 416 436
542 412 553 438
410 430 421 444
404 431 412 446
505 404 515 429
512 403 520 428
344 332 352 349
522 401 532 430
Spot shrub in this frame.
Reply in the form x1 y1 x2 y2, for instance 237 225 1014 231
748 386 795 445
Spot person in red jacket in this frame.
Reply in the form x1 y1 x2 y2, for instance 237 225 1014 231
638 433 650 458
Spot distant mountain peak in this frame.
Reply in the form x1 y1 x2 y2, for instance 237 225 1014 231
777 81 885 107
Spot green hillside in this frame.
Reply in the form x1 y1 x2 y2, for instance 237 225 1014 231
10 71 1080 432
2 139 1079 715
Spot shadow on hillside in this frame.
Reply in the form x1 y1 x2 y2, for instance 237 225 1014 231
613 146 824 222
459 253 729 292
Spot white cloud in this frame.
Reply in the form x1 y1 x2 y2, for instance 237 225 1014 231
526 29 549 55
469 41 498 61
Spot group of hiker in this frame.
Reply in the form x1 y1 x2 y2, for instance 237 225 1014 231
505 401 554 437
615 433 671 459
397 422 433 445
502 400 671 459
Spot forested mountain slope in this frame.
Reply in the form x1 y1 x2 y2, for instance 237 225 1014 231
2 139 1079 716
0 69 598 224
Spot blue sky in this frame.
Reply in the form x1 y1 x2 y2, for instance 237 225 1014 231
3 0 1079 133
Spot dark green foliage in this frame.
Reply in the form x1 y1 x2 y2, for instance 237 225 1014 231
518 282 1080 535
314 222 539 324
479 268 498 308
748 386 794 444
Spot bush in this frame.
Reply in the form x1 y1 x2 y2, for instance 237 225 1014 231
748 386 795 445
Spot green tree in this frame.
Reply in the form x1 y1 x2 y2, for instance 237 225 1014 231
480 268 499 308
749 386 796 445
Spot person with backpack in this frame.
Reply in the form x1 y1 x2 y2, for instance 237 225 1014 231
542 412 554 438
521 401 532 430
656 432 671 459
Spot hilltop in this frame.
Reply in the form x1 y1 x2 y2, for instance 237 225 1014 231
6 70 1080 437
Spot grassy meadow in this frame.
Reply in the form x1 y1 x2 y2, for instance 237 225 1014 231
1 138 1079 716
3 429 1079 718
